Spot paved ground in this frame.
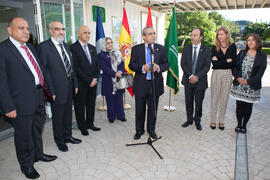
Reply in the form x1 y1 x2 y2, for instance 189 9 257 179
0 56 269 180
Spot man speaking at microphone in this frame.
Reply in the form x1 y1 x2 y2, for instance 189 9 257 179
129 26 169 140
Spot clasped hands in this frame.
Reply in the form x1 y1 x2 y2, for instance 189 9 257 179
237 77 248 85
143 63 160 73
189 75 198 84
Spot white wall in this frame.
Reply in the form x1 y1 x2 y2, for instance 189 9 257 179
84 0 165 46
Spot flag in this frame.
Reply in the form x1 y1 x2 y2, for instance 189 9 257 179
165 7 179 94
95 6 105 95
146 6 153 27
119 8 134 96
95 6 105 54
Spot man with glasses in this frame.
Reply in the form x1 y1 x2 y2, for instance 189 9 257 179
37 21 81 152
0 17 57 179
70 25 101 136
129 26 169 140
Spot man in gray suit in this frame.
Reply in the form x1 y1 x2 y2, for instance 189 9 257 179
37 21 81 152
180 28 211 131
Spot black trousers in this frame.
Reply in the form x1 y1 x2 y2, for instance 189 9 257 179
74 80 97 131
184 86 206 124
51 79 73 145
11 88 44 168
236 100 253 128
135 82 159 133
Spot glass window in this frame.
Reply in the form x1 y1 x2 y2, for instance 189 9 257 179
40 0 73 43
73 0 84 40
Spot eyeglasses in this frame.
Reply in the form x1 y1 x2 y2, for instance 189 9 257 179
51 27 66 31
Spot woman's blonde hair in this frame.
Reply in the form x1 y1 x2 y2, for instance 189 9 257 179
214 26 231 51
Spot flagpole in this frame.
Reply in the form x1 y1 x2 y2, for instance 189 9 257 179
163 2 177 112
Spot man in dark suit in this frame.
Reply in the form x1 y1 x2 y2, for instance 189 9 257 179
37 21 81 152
70 25 101 136
0 17 56 179
180 28 211 131
129 26 169 140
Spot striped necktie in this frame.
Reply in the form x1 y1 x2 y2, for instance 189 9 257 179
58 43 72 76
21 45 44 86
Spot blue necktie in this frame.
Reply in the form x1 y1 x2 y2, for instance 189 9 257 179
146 46 151 80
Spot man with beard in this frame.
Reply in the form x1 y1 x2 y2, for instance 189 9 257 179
37 21 81 152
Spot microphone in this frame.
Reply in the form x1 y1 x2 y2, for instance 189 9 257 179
148 44 155 55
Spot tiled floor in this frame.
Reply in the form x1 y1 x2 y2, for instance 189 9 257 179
0 57 269 180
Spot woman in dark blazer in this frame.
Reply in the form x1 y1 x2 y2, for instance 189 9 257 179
231 33 267 134
98 37 126 123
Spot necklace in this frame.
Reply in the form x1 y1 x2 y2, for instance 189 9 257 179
220 44 228 49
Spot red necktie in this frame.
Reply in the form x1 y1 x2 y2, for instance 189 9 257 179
21 45 44 87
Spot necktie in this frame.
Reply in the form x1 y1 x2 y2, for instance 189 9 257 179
58 43 72 76
192 46 198 74
146 46 151 80
83 44 92 64
21 45 44 87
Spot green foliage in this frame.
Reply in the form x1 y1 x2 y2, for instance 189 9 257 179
243 22 270 40
262 47 270 55
178 46 184 53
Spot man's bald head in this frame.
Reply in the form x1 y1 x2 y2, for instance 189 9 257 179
7 17 30 45
78 25 90 44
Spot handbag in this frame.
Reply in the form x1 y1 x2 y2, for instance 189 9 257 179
115 73 133 90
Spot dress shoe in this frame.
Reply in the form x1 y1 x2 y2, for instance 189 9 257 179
88 126 101 131
218 122 225 130
57 143 68 152
181 121 193 128
65 137 82 144
118 118 127 122
109 119 115 123
210 122 216 129
36 154 57 162
235 126 241 133
21 166 40 179
240 128 247 134
148 131 158 140
195 123 202 131
81 129 89 136
133 132 144 140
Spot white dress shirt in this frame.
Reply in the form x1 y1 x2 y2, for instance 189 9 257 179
9 36 41 85
51 37 71 69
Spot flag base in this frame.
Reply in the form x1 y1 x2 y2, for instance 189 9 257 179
98 105 107 111
124 104 132 110
163 106 176 112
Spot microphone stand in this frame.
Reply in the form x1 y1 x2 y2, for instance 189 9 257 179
126 44 163 159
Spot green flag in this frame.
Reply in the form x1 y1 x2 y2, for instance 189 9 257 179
165 7 179 94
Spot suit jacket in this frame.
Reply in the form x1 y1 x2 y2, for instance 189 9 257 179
98 51 125 96
70 41 100 85
0 39 44 115
129 43 169 97
37 38 78 104
232 50 267 90
181 44 211 90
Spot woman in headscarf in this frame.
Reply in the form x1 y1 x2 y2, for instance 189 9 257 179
98 37 127 123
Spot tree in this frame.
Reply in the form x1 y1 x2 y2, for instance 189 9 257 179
175 12 216 47
209 12 240 40
243 22 270 40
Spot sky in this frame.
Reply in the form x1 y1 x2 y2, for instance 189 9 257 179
216 8 270 23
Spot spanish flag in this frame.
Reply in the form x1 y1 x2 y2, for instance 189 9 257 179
146 6 153 27
119 8 134 96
